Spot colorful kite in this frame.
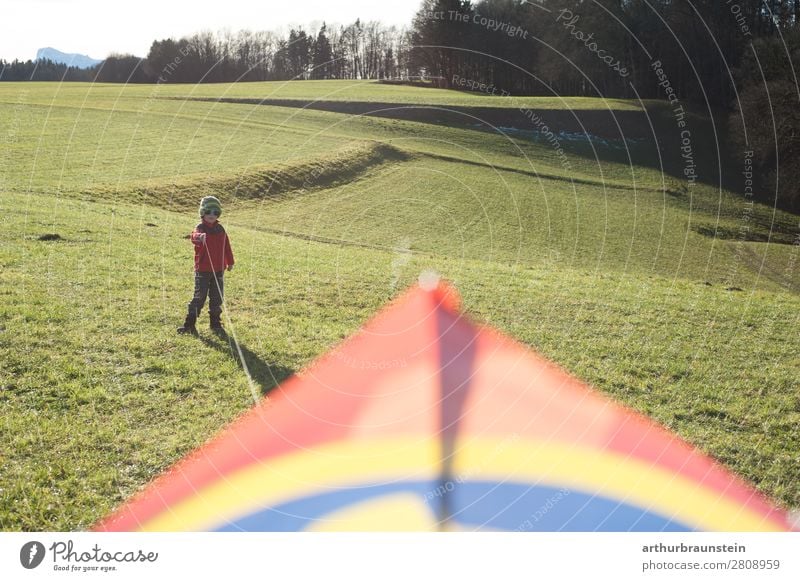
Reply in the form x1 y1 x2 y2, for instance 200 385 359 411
96 278 796 532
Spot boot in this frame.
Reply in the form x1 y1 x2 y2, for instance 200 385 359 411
177 312 198 335
209 312 224 332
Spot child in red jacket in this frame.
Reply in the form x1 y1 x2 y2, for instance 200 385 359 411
178 196 235 335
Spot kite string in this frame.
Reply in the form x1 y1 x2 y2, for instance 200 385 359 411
205 233 263 406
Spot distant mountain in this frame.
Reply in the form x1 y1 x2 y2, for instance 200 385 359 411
36 47 101 69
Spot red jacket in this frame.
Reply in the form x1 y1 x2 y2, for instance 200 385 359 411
191 221 234 272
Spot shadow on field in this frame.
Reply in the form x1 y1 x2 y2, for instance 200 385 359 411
200 331 294 396
179 96 730 193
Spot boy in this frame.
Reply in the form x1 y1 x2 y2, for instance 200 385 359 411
177 196 234 335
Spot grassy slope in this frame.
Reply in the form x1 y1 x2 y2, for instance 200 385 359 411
2 82 795 285
233 153 799 290
1 81 798 529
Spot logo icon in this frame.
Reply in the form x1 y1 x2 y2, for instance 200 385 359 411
20 541 46 569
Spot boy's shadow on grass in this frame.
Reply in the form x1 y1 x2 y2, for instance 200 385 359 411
199 330 294 397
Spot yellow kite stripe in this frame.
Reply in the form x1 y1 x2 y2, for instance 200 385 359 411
138 437 782 532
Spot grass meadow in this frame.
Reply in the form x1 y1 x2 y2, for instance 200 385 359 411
0 80 798 530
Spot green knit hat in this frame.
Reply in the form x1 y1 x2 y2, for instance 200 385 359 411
199 196 222 218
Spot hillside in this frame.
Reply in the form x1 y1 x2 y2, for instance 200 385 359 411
0 81 798 530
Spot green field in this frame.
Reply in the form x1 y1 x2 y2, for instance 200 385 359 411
0 80 798 530
1 79 651 109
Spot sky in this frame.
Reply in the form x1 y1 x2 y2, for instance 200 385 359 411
1 0 422 62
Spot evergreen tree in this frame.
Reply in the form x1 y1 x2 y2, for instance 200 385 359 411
312 24 334 79
287 29 312 79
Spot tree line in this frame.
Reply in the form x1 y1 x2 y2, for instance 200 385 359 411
0 20 410 84
3 2 796 105
0 58 96 82
411 1 800 106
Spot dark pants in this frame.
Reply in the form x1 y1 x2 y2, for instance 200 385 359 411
187 271 224 319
